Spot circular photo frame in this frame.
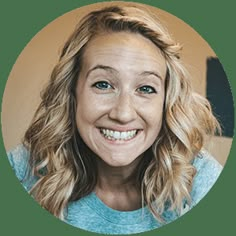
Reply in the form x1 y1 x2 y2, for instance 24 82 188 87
1 1 235 235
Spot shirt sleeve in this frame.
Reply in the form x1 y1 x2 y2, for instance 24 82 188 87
7 144 35 191
190 150 223 207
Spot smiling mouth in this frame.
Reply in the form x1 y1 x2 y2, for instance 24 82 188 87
99 128 140 141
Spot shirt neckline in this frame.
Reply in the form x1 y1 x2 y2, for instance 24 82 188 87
83 192 152 225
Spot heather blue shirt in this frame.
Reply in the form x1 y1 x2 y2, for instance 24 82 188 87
7 145 222 234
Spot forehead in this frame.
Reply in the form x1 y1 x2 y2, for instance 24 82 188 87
81 32 167 79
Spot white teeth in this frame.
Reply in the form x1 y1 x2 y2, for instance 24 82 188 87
114 131 120 139
120 132 127 139
100 129 138 140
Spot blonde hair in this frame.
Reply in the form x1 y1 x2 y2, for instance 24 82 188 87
23 4 220 221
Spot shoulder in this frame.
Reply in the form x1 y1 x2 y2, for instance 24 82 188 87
7 144 31 183
190 150 223 206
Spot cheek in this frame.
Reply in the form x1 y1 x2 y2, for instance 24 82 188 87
76 103 95 127
76 87 96 119
76 92 109 128
146 115 163 147
143 101 164 133
76 92 93 130
149 115 163 136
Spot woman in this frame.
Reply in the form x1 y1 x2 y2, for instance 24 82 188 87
7 4 222 234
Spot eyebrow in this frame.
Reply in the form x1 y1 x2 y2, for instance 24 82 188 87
86 65 118 78
140 71 163 81
86 64 164 81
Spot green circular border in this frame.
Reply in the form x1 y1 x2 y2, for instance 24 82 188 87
0 0 235 235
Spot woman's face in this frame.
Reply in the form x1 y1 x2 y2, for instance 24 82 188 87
76 32 167 167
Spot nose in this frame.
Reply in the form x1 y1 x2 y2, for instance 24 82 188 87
109 93 137 124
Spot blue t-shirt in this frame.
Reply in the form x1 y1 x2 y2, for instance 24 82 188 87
7 144 222 234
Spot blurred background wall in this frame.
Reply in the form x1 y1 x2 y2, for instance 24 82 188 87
1 2 234 165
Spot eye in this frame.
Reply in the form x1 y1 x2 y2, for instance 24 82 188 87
92 81 113 90
137 85 157 94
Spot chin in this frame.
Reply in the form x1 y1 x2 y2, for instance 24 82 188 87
102 154 142 167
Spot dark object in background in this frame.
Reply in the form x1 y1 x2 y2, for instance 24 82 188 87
206 57 234 137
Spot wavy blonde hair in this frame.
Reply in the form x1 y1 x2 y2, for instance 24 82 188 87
23 4 220 221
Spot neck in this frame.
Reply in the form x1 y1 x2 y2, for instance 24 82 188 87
94 155 145 211
96 156 142 191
